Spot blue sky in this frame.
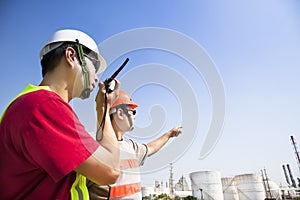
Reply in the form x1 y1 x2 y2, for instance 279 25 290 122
1 0 300 187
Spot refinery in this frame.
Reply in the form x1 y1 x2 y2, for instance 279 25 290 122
141 136 300 200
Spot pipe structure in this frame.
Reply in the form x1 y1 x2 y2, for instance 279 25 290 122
287 164 297 188
282 165 291 185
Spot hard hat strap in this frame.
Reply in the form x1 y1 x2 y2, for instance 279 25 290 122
76 39 90 99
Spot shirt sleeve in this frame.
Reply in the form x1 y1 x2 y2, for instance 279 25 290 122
128 139 148 166
23 95 99 182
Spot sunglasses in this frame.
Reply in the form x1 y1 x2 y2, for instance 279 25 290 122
127 109 137 116
84 53 100 73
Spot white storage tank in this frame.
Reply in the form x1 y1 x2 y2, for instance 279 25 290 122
190 170 224 200
234 173 266 200
266 180 282 200
222 177 239 200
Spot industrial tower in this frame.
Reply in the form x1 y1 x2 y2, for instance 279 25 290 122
261 168 273 199
169 163 175 197
290 136 300 173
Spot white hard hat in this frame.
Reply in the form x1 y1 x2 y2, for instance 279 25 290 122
40 29 106 73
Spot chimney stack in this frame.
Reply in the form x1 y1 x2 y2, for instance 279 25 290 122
287 164 297 188
282 165 291 185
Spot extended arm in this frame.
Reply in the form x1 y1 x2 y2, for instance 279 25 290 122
147 125 182 157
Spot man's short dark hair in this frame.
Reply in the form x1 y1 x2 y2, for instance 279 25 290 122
40 42 92 77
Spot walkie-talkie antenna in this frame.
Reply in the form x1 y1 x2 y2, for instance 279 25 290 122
104 58 129 93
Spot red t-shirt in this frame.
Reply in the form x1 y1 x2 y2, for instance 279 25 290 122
0 88 99 199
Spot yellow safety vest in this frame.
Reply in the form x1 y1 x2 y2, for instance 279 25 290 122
0 84 50 123
71 174 90 200
1 84 90 200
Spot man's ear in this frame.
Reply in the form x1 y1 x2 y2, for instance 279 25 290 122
116 108 125 120
65 47 77 66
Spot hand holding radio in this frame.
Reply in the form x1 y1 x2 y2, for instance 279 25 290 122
103 58 129 94
95 79 120 110
95 58 129 141
95 58 129 110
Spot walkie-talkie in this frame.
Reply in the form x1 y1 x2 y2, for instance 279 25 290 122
104 58 129 93
96 58 130 142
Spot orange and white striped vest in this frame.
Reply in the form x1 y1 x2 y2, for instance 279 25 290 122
109 138 148 200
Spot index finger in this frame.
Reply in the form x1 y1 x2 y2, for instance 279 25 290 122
176 125 183 129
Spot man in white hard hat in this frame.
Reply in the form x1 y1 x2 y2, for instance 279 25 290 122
88 90 182 200
0 29 120 199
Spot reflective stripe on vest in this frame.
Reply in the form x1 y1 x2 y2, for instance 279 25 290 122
119 159 139 170
109 182 141 198
70 173 90 200
0 84 90 200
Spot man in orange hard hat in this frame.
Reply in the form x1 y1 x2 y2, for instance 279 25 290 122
88 90 182 200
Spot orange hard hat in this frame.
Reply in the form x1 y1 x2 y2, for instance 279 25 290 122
111 90 138 109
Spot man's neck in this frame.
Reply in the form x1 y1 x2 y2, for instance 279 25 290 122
40 74 69 103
